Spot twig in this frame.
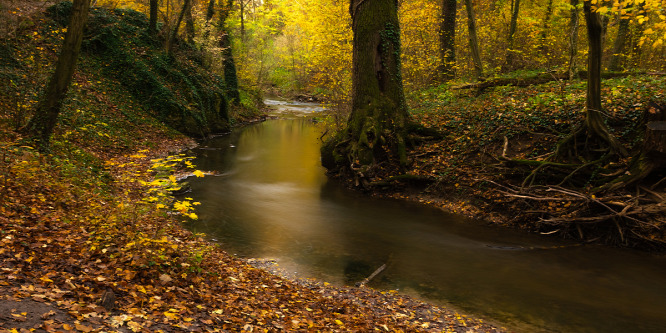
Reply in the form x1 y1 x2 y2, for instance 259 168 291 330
357 263 387 288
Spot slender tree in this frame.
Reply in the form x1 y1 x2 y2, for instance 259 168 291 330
504 0 521 69
22 0 90 150
239 0 246 39
168 0 192 53
608 10 630 71
583 0 627 155
185 0 195 44
539 0 554 50
219 0 240 105
439 0 457 81
322 0 410 178
206 0 216 20
464 0 483 79
567 0 580 79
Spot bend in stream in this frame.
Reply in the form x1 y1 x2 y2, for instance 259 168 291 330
183 100 666 333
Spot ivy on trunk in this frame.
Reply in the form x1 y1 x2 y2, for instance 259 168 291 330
322 0 410 181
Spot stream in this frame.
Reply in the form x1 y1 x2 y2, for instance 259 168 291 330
183 98 666 332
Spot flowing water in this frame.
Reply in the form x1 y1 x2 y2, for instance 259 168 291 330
183 99 666 332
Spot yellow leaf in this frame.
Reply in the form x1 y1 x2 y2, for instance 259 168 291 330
335 319 343 325
164 311 179 320
127 321 142 332
193 170 205 177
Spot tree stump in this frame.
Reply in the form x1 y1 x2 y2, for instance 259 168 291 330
644 103 666 167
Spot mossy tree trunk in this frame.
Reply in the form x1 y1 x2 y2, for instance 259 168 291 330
149 0 158 34
322 0 410 177
22 0 90 150
464 0 483 79
219 0 240 105
438 0 457 81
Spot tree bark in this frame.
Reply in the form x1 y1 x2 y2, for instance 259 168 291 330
583 0 627 156
504 0 520 69
464 0 483 79
438 0 457 81
567 0 580 80
539 0 554 50
206 0 216 21
584 0 603 115
22 0 90 150
608 10 630 71
322 0 410 175
220 0 240 105
149 0 158 34
185 0 195 44
240 0 246 40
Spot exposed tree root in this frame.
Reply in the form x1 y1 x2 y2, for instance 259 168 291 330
492 183 666 248
495 103 665 248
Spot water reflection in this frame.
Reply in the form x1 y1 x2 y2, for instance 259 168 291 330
185 117 666 333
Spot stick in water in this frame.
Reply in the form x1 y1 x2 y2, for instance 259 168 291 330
356 263 387 288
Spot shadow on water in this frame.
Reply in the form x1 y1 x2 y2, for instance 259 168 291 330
183 106 666 333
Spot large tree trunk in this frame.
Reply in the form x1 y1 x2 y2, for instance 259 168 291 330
608 10 630 71
504 0 520 69
322 0 410 177
22 0 90 150
567 0 580 80
438 0 457 81
149 0 158 34
464 0 483 79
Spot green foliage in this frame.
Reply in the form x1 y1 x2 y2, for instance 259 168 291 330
45 3 230 137
409 75 666 170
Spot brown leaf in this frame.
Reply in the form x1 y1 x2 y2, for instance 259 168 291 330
41 310 57 319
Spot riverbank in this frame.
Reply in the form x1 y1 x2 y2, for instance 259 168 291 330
0 5 506 332
325 74 665 251
0 131 505 332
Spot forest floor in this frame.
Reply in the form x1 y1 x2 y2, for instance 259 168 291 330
358 73 666 251
0 4 506 333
